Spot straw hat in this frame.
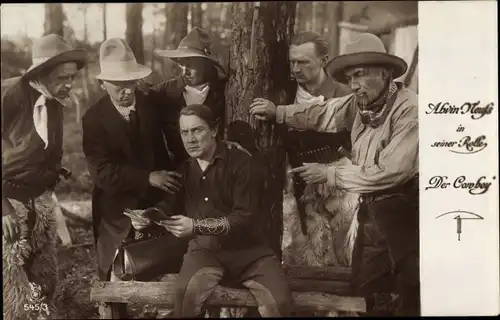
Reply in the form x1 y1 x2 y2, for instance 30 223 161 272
326 33 407 82
154 27 226 77
23 34 87 79
95 38 152 81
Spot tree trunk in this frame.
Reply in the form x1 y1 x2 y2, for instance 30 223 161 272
44 3 64 36
225 1 297 260
327 1 344 57
164 3 188 49
295 2 311 33
163 3 188 77
313 1 327 34
79 6 90 123
190 3 203 29
102 3 107 41
125 3 145 64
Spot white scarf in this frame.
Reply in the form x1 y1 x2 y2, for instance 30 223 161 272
29 80 74 149
183 83 210 106
294 84 325 104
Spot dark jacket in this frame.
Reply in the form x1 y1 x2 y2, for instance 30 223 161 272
82 90 183 280
1 76 64 202
152 75 226 139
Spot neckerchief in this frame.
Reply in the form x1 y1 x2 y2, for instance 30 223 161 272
29 80 74 149
294 84 325 104
111 98 136 121
356 82 399 128
183 83 210 106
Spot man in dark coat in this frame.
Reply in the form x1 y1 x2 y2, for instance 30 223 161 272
81 38 189 292
2 34 87 320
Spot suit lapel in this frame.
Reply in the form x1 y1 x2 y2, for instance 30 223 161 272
99 97 133 158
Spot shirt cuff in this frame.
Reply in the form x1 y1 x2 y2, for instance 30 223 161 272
326 165 337 189
276 105 286 124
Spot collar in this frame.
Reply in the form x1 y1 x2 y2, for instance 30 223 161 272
187 141 226 166
111 97 136 118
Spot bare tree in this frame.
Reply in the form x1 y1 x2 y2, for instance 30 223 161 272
164 3 188 49
102 3 107 41
162 3 188 77
125 3 145 64
190 3 203 29
327 1 344 56
44 3 64 36
78 4 90 119
225 1 297 260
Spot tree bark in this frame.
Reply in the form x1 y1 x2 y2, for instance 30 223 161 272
225 1 297 260
125 3 145 64
44 3 64 36
190 3 203 29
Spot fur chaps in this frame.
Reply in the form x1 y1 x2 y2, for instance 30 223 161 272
282 157 360 317
3 192 59 320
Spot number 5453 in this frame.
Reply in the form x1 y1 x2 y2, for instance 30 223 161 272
23 303 49 314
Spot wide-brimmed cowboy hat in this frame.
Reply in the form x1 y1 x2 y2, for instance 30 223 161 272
326 33 408 83
154 27 226 77
96 38 152 81
23 34 87 79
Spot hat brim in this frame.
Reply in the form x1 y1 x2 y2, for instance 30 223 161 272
23 49 88 79
326 52 408 83
154 48 226 77
95 64 152 82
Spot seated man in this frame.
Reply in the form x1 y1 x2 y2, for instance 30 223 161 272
142 104 293 317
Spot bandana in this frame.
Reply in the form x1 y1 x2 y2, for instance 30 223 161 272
111 99 136 121
29 80 76 149
183 83 210 106
356 82 398 127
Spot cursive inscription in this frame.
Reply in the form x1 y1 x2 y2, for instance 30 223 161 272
431 135 488 154
426 101 494 119
425 175 495 195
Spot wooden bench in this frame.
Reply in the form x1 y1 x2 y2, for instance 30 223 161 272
90 265 366 318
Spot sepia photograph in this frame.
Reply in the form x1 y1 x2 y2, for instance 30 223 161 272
3 1 495 319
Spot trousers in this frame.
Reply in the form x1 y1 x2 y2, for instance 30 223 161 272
173 236 293 317
351 191 420 316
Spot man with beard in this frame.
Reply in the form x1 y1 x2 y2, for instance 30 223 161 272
2 34 87 320
250 33 419 317
82 38 190 318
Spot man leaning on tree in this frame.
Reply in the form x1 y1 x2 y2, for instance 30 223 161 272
250 33 420 317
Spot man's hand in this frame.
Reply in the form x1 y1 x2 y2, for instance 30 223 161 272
289 162 329 185
223 140 251 156
149 170 182 194
249 98 277 121
159 215 194 238
2 199 19 242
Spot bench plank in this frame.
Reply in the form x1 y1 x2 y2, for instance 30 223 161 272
282 265 352 281
158 273 352 295
91 280 366 313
